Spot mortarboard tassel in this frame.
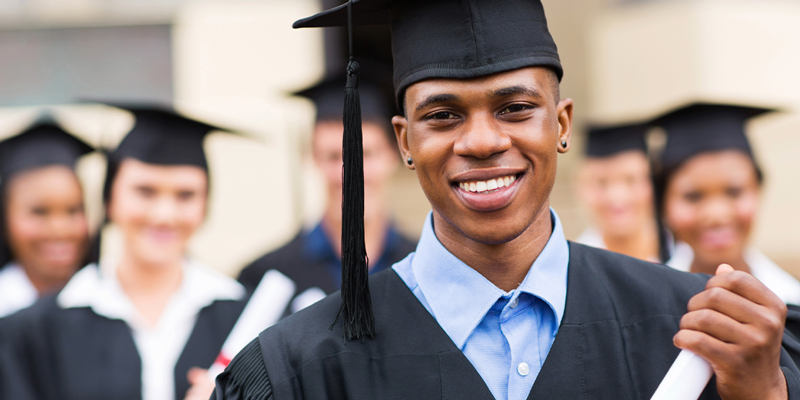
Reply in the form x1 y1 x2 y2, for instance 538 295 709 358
332 0 375 341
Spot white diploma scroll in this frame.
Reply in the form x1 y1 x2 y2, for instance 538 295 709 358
207 269 296 378
650 349 714 400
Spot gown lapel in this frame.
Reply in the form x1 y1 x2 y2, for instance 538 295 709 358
173 299 245 399
528 245 636 400
57 308 142 400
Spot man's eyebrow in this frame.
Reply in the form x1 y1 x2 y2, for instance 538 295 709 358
491 85 543 99
415 93 459 112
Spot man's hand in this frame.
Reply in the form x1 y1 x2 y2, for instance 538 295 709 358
183 367 216 400
675 264 788 400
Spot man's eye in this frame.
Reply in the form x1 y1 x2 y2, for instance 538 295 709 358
428 111 457 120
500 104 531 114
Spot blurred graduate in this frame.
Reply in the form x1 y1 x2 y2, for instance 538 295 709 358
0 115 93 319
654 103 800 305
213 1 800 399
1 105 247 400
237 72 416 314
575 123 659 261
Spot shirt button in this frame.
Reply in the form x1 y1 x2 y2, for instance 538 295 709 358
517 362 530 376
509 297 519 308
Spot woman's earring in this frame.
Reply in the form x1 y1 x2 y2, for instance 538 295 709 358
561 140 567 149
407 157 413 166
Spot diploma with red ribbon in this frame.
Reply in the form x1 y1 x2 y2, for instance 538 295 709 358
208 269 296 378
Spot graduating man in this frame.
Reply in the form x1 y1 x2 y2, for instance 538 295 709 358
213 1 800 399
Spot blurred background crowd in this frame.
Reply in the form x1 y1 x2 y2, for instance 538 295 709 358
1 0 800 399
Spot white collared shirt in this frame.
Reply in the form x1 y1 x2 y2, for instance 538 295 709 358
57 260 245 400
668 242 800 305
0 263 38 318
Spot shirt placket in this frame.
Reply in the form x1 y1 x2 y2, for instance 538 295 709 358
501 293 541 400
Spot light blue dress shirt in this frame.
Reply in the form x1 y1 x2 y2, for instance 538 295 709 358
393 209 569 400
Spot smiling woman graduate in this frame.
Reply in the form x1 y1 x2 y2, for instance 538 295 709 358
653 103 800 306
0 116 93 319
1 105 247 400
213 1 800 400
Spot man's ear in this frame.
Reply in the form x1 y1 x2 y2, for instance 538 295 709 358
392 115 414 169
556 98 574 154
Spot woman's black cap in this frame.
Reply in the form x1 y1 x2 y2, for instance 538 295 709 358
0 114 94 178
585 123 649 158
654 103 773 173
103 104 232 171
294 0 563 109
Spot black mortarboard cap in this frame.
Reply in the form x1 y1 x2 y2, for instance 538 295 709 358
655 103 772 173
0 114 94 178
106 105 230 171
294 0 563 109
585 123 649 158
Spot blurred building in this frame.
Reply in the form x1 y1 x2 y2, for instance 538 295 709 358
1 0 799 277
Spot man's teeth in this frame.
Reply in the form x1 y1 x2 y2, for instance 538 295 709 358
458 175 516 193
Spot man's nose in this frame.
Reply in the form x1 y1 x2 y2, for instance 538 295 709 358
453 112 512 159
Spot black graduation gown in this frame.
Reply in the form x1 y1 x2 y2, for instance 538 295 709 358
1 294 246 400
237 226 417 297
213 243 800 400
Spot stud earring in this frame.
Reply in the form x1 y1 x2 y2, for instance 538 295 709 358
561 140 567 148
406 157 414 165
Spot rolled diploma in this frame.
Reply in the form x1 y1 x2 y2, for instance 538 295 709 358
207 269 296 378
650 349 714 400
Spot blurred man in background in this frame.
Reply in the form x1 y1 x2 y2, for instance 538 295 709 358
237 74 417 314
575 123 659 262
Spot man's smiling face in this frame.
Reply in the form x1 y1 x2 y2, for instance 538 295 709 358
393 67 573 246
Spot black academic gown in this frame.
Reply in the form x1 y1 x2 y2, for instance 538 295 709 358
213 243 800 400
1 295 246 400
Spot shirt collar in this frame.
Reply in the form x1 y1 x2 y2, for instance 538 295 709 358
57 260 245 326
0 263 39 318
410 208 569 348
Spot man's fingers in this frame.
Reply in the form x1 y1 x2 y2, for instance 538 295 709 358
704 269 785 312
680 309 746 344
687 286 766 324
674 329 736 366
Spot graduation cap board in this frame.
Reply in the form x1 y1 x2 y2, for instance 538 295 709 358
585 123 649 158
99 104 235 204
0 114 94 179
294 0 563 341
653 103 771 174
294 0 563 109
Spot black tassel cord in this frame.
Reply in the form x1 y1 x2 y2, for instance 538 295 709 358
331 0 375 341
